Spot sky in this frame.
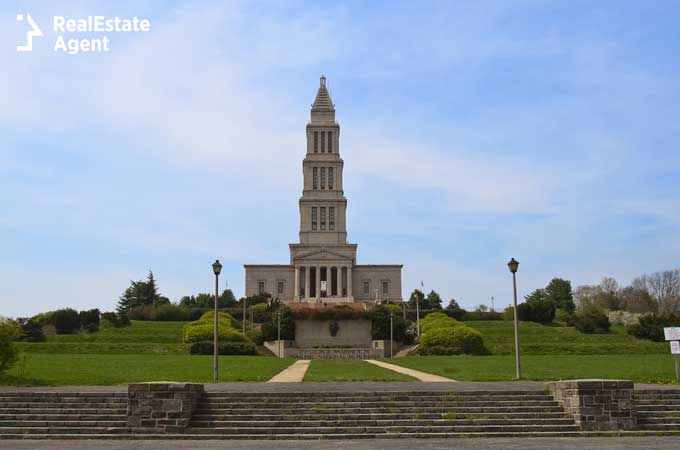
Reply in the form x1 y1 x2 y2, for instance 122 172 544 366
1 0 680 317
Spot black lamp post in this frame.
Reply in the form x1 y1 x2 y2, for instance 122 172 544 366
507 258 520 380
212 259 222 382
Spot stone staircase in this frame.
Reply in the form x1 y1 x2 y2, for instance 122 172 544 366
184 390 581 438
636 389 680 431
0 392 127 438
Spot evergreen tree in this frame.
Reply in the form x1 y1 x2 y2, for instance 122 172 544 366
545 278 575 312
445 298 466 320
116 271 161 314
407 289 425 309
425 290 443 310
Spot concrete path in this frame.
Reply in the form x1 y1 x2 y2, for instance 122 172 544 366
267 360 310 382
365 359 455 382
3 437 679 450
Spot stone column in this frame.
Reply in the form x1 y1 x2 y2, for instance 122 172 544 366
315 265 321 301
338 267 343 298
347 266 353 300
294 266 300 301
304 267 310 301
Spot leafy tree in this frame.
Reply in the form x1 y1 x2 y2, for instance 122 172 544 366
219 289 237 307
523 289 556 323
16 317 45 342
619 286 656 313
117 271 162 314
445 298 466 320
370 304 407 342
545 278 575 312
407 289 425 309
0 317 21 375
475 304 488 312
78 309 100 333
53 308 81 334
425 290 443 310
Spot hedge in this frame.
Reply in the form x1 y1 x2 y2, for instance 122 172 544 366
183 311 245 343
420 312 460 334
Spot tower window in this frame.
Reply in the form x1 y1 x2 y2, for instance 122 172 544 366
320 207 326 230
328 167 334 189
277 280 284 295
314 132 318 153
311 207 317 230
363 281 370 296
382 281 389 297
313 167 318 189
328 131 332 152
321 131 326 152
321 167 326 189
329 207 335 231
258 281 266 294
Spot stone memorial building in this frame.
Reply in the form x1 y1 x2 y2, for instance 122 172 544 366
244 76 403 304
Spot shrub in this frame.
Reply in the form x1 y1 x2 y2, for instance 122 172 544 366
420 312 459 334
189 340 256 355
16 317 45 342
199 311 237 327
370 305 407 341
573 307 610 334
463 310 503 321
246 329 264 345
420 325 486 355
53 308 81 334
79 309 100 333
0 317 21 374
183 320 246 343
261 309 295 341
628 314 680 342
127 305 154 321
152 304 205 321
250 303 270 323
555 308 574 326
100 312 130 328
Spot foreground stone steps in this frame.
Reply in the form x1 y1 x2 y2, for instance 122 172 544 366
201 400 560 409
186 424 582 434
635 389 680 432
195 406 566 415
0 393 126 437
190 418 575 427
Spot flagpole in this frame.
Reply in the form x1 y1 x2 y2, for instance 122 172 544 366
416 281 422 337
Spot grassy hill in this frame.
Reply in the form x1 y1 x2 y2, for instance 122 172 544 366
465 321 668 355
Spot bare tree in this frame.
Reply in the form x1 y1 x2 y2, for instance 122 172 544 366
600 277 620 295
634 270 680 315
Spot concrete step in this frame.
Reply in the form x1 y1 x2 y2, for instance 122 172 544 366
0 393 125 399
638 417 680 425
637 404 680 412
195 406 566 415
0 397 125 403
0 402 126 409
637 410 680 418
0 420 127 427
637 424 680 431
0 414 125 421
0 408 126 415
202 394 554 403
201 400 560 409
203 390 546 398
184 424 581 435
637 399 680 405
191 411 570 421
0 427 129 435
189 418 575 427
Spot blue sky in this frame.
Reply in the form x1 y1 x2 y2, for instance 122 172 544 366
2 1 680 317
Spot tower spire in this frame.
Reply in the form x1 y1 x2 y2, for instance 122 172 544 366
311 75 335 123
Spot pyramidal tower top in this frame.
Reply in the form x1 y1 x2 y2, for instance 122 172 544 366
310 75 336 124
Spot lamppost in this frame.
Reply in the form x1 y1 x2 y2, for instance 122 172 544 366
389 311 394 358
507 258 520 380
212 259 222 382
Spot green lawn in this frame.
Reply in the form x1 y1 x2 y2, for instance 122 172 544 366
304 360 416 382
2 354 294 386
386 354 679 384
465 321 668 355
44 321 185 344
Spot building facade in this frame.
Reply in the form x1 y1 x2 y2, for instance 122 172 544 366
244 76 403 304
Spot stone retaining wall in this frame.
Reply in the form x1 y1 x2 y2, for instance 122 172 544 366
547 379 636 430
127 382 204 433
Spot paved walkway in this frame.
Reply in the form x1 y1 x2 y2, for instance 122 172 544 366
365 359 455 382
267 360 310 382
2 437 678 450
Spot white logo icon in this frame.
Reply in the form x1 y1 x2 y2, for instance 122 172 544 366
16 13 43 52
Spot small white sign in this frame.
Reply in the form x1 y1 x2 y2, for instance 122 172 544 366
320 281 327 292
664 327 680 341
671 341 680 355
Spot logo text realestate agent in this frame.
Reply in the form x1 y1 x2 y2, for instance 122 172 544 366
17 14 151 54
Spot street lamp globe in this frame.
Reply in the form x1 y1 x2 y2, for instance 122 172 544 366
507 258 519 274
212 259 223 276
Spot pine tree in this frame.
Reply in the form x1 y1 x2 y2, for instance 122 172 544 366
116 271 161 314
